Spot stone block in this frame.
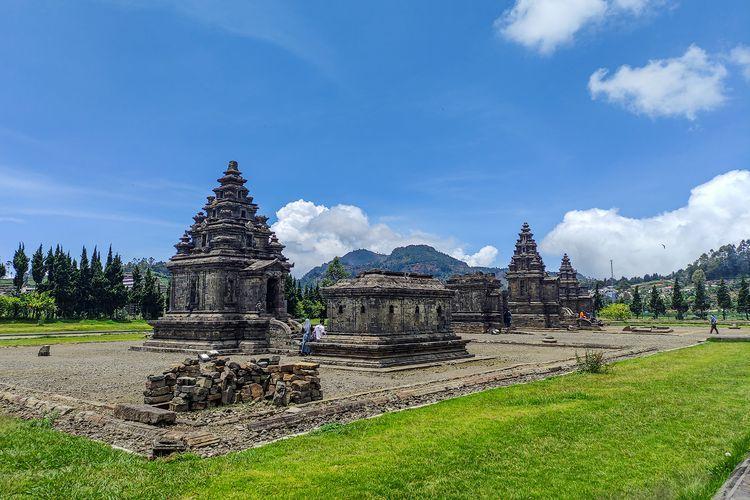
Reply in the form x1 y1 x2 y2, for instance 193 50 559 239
37 345 50 357
144 394 174 405
114 404 176 425
176 376 197 386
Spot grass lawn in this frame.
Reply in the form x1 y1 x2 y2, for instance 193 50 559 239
0 319 152 335
2 342 750 498
0 333 148 348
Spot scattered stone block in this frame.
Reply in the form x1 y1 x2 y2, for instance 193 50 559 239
114 404 176 425
37 345 50 357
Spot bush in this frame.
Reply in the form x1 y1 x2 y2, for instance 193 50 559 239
576 350 608 374
599 303 632 321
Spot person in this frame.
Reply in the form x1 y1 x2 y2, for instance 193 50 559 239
503 309 512 334
313 321 327 341
710 314 719 335
300 319 312 355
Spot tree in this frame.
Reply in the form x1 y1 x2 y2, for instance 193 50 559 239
0 259 5 279
737 278 750 320
593 282 604 313
130 266 144 312
104 247 128 317
648 286 666 319
630 286 643 318
12 243 29 291
22 291 56 323
91 248 108 317
671 278 688 320
320 257 349 287
716 279 732 320
693 280 710 319
141 268 164 320
31 244 45 286
692 269 707 287
76 247 92 317
599 303 632 321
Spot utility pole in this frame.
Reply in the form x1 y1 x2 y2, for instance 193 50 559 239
610 260 614 285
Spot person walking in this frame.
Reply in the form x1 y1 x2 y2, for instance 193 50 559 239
300 319 312 355
503 309 512 334
709 314 719 335
313 321 327 341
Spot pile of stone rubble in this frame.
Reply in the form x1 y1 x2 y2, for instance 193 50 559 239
143 355 322 412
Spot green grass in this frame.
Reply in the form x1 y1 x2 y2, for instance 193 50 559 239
0 333 147 348
2 342 750 498
0 319 152 335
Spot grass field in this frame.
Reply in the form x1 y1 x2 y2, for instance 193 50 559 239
0 319 152 335
1 342 749 498
0 333 147 348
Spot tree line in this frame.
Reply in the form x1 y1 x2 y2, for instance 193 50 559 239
0 243 164 321
284 256 350 319
596 269 750 321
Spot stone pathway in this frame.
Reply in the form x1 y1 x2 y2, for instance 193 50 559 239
716 457 750 499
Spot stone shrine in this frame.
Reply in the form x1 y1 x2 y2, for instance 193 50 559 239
140 160 293 354
557 253 594 316
505 223 561 328
446 273 505 334
309 271 472 368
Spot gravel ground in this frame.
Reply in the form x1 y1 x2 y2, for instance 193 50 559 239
0 326 707 405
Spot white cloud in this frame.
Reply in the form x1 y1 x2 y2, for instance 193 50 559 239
540 170 750 278
495 0 662 54
271 199 499 276
729 45 750 81
589 45 729 119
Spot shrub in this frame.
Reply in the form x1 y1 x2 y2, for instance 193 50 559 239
599 303 632 321
576 350 608 374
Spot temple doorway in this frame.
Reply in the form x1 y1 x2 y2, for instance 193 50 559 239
266 277 280 316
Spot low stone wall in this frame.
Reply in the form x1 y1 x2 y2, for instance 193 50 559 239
144 356 322 412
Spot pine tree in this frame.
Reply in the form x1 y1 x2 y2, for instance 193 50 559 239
104 248 128 317
693 279 710 319
716 279 732 320
50 248 76 317
320 257 349 286
671 277 688 320
648 286 662 319
130 266 144 313
593 282 604 313
31 244 45 286
141 268 164 319
12 243 29 292
76 247 92 317
630 286 643 318
737 278 750 320
43 247 55 293
91 247 107 317
0 259 5 279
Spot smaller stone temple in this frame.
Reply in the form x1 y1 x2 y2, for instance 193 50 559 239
446 273 505 334
139 160 293 354
505 223 561 328
557 254 594 316
309 271 472 368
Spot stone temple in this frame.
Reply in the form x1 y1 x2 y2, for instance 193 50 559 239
140 160 293 354
309 271 472 368
446 273 505 334
557 253 594 317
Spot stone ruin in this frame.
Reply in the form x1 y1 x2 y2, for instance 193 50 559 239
143 355 322 412
446 273 505 334
139 160 295 354
309 271 473 367
448 223 594 331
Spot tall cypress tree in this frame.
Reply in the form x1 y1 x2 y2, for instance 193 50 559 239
671 278 688 320
91 247 107 317
31 244 45 286
12 243 29 292
105 253 128 317
0 259 5 279
593 282 604 313
141 268 164 319
648 285 661 319
737 278 750 320
130 266 143 313
630 286 643 318
76 247 92 317
44 247 55 293
693 280 710 319
716 279 732 320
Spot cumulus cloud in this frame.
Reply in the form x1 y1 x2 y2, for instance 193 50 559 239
271 200 499 275
540 170 750 278
729 45 750 81
589 45 729 119
495 0 661 54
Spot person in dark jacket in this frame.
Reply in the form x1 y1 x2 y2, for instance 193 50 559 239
503 309 512 333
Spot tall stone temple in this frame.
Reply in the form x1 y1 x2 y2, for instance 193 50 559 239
505 223 561 328
140 160 293 354
557 253 594 316
446 273 505 334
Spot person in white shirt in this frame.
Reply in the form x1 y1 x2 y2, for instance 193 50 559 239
313 322 326 341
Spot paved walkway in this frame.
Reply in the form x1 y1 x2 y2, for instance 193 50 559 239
716 457 750 499
0 330 149 340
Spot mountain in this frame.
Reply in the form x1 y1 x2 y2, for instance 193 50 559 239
300 245 505 285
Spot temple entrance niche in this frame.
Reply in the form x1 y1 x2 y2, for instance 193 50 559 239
266 276 280 316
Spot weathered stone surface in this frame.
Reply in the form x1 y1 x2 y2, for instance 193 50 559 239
446 273 504 334
310 271 472 368
114 404 176 425
141 160 294 355
37 345 50 357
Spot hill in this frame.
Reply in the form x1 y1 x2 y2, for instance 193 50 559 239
300 245 505 285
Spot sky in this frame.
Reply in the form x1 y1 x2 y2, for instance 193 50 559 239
1 0 749 278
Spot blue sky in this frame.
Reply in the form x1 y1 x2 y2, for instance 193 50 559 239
1 0 749 277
